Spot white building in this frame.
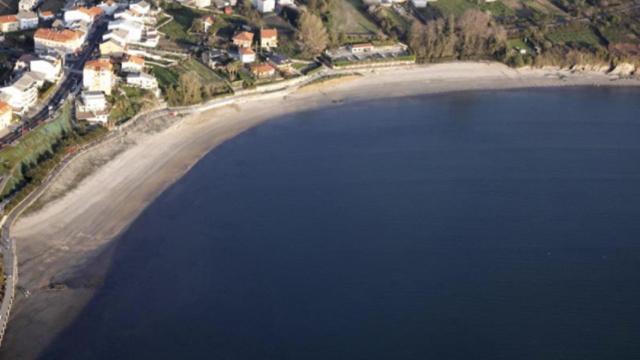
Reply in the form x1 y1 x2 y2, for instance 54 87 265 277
83 59 114 95
98 0 120 16
121 55 145 73
17 11 38 30
29 55 63 82
195 0 212 7
238 47 256 63
130 0 151 16
0 101 13 130
126 72 157 90
0 72 42 114
253 0 275 13
18 0 40 11
411 0 428 7
107 19 144 42
64 6 103 25
277 0 294 6
34 28 86 55
76 91 109 123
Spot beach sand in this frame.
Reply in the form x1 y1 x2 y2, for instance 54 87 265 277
0 62 638 359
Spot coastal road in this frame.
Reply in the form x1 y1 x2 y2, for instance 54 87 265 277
0 19 108 148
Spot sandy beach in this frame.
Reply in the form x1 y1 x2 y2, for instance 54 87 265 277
0 62 638 359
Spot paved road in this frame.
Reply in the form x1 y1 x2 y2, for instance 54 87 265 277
0 19 108 148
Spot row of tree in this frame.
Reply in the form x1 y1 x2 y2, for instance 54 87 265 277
408 10 507 62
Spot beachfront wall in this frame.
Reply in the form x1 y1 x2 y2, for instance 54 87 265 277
329 56 416 70
0 216 17 347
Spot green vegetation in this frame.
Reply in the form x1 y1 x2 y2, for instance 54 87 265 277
325 0 380 39
159 2 209 45
161 59 232 106
0 103 107 210
109 86 156 125
546 23 602 48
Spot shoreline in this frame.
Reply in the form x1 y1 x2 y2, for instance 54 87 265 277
1 62 639 359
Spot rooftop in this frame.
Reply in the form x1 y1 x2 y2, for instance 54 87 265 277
260 28 277 39
0 15 18 24
233 31 254 42
0 101 11 115
34 28 83 43
84 59 113 71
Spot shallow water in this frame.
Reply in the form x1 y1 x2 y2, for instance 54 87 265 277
43 88 640 359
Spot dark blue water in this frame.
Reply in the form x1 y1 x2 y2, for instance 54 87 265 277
43 88 640 359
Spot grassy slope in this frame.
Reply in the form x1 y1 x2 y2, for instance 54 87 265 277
327 0 379 35
0 103 73 197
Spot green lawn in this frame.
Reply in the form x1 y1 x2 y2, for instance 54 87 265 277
0 103 73 197
151 66 180 88
179 58 226 84
159 4 208 45
546 24 603 48
430 0 478 17
327 0 380 36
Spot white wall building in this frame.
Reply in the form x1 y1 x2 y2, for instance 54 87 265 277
107 19 144 42
0 72 41 114
195 0 212 7
83 59 114 95
76 91 109 123
0 101 13 130
98 0 120 16
64 6 103 25
253 0 275 13
18 0 40 11
34 28 86 55
126 72 158 90
29 56 63 82
17 11 38 30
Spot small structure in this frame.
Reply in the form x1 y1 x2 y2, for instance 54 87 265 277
349 43 374 54
130 0 151 16
195 0 213 8
202 15 214 33
29 55 63 82
17 11 38 30
267 53 292 72
0 72 42 114
260 28 277 49
0 101 12 130
250 63 275 79
238 47 256 63
38 10 55 21
253 0 275 13
126 72 158 90
233 31 254 48
122 55 145 73
0 15 19 33
98 0 120 16
100 37 128 57
203 49 227 69
64 6 104 25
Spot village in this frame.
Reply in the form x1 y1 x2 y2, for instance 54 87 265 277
0 0 417 136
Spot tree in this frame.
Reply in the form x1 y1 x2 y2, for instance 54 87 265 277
297 12 329 57
225 60 242 81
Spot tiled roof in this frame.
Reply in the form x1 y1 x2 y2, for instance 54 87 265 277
233 31 254 42
0 101 11 115
260 28 277 39
0 15 18 24
85 59 113 71
34 28 83 43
